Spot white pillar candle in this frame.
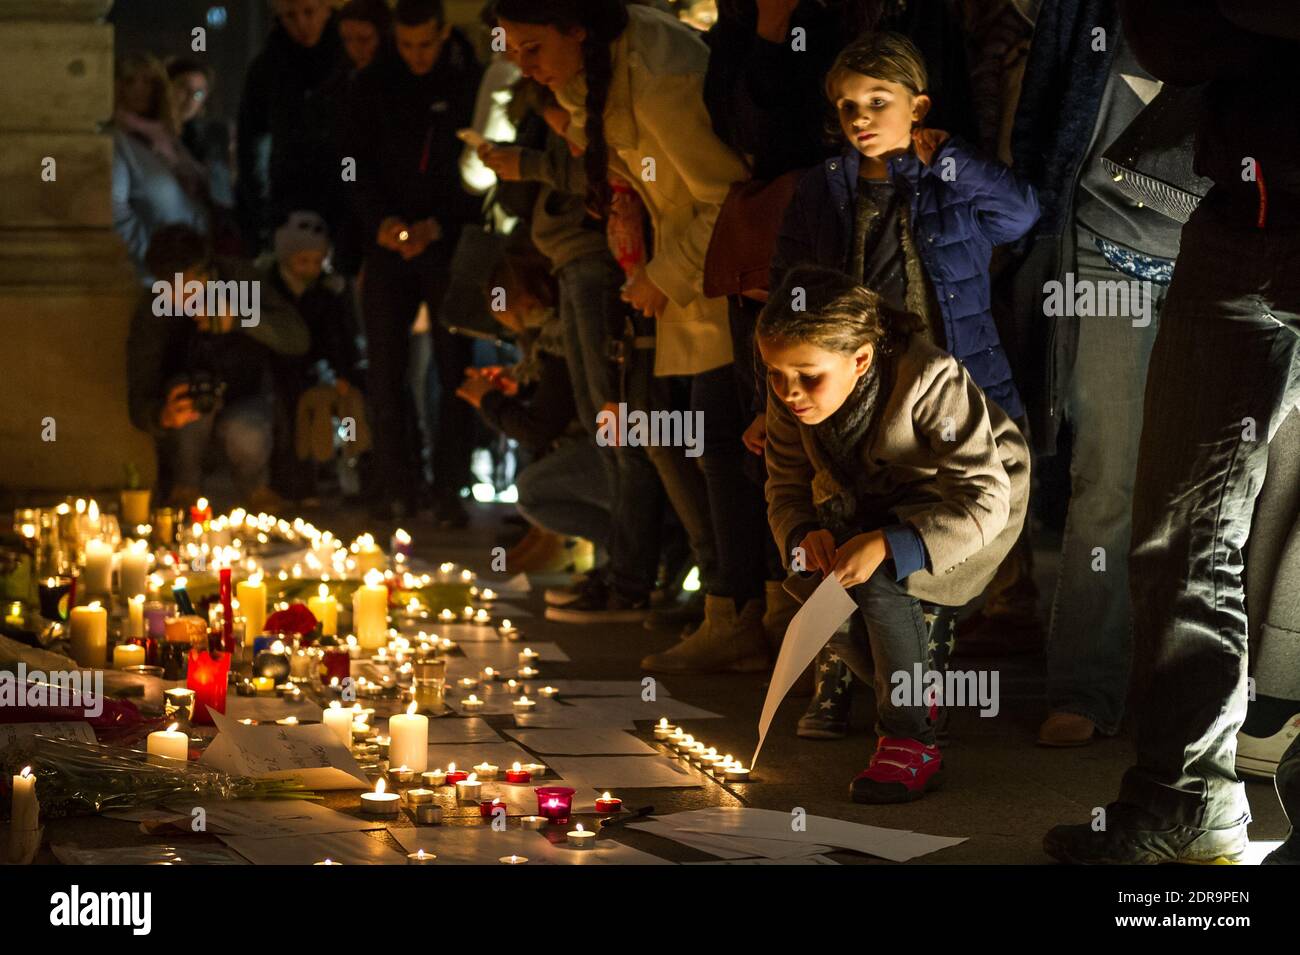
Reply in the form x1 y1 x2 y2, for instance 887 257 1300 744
387 701 429 773
323 701 353 750
68 602 107 667
83 539 113 595
119 541 149 598
8 766 39 864
127 594 146 640
146 722 188 764
112 643 144 669
352 569 388 650
237 572 267 644
307 583 339 636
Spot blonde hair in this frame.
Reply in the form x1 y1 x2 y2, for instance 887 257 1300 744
115 52 178 134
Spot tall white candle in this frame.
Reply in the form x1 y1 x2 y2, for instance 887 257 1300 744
323 701 353 750
352 569 388 650
307 583 339 636
127 594 145 640
83 539 113 595
119 540 149 597
8 766 39 863
146 722 188 764
113 643 144 669
387 701 429 773
237 572 267 645
68 602 107 667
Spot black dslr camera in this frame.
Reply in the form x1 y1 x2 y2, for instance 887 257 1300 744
167 371 226 414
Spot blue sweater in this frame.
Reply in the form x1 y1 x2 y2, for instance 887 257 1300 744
772 137 1039 421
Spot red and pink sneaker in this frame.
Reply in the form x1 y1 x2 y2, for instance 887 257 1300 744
850 737 944 804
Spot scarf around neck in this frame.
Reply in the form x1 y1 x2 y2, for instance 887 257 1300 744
810 352 890 540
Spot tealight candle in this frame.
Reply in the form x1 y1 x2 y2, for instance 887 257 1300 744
251 676 275 695
512 695 536 713
414 804 443 825
351 721 371 741
422 768 447 788
538 686 559 699
388 701 429 772
457 676 478 690
438 609 455 622
517 667 539 681
496 620 519 640
360 778 400 817
505 762 531 784
445 763 468 786
146 721 188 764
404 788 435 806
520 815 547 830
518 648 540 666
455 773 482 803
275 716 300 726
480 666 498 682
479 798 506 821
473 609 490 625
406 849 437 865
323 701 352 749
386 764 414 786
461 695 484 713
725 764 751 782
113 642 145 669
595 792 623 814
522 763 547 779
473 762 499 780
499 854 528 865
653 718 675 740
567 823 595 850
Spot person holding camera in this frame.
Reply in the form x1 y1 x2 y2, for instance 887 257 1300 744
127 224 309 510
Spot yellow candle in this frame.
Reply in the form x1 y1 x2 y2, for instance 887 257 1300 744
112 643 144 669
307 583 338 636
352 569 388 650
127 594 145 640
68 602 108 667
237 572 267 645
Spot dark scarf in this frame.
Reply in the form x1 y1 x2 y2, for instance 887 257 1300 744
810 352 891 540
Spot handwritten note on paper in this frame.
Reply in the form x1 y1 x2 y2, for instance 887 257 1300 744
0 721 96 754
165 799 384 838
200 711 369 790
752 575 857 768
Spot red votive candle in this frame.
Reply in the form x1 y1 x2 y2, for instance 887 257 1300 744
479 799 507 820
505 768 531 784
594 793 623 814
186 649 231 725
445 768 469 786
535 786 575 825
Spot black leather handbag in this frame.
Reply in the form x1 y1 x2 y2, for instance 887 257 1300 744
1100 84 1213 224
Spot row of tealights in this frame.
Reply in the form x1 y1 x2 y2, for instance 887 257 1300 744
653 719 751 782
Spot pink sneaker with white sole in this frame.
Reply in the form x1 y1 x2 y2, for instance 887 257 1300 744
850 736 944 804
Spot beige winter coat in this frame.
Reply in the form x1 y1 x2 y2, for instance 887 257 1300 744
555 5 749 376
765 334 1031 607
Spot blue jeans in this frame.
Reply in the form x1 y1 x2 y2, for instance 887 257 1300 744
1046 235 1166 734
165 393 274 498
515 436 612 554
1120 190 1300 830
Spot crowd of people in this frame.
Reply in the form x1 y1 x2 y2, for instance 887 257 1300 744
111 0 1298 863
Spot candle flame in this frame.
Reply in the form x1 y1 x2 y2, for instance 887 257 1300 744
512 762 522 771
87 600 102 611
466 773 478 783
330 700 341 710
167 722 179 733
602 792 612 800
394 528 411 544
249 571 263 587
363 568 385 587
375 778 386 795
575 823 585 832
196 497 209 511
406 700 417 716
20 766 32 778
87 499 99 521
318 583 329 599
659 718 669 728
448 761 456 772
270 639 285 654
174 576 188 590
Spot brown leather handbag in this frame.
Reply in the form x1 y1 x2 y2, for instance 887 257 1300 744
703 171 801 299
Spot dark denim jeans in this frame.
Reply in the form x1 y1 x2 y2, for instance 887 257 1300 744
1046 235 1166 734
165 393 274 499
515 435 612 554
1121 191 1300 830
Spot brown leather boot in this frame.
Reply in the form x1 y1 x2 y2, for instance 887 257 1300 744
640 596 768 673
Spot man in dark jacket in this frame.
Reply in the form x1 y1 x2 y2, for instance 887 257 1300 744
127 225 309 511
236 0 349 251
343 0 482 524
1045 0 1300 866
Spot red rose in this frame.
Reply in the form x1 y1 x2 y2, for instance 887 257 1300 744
264 602 319 637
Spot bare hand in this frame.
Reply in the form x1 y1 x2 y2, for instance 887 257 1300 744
159 382 200 430
477 143 523 181
798 528 837 576
742 412 767 455
833 531 889 588
912 128 951 166
620 267 669 319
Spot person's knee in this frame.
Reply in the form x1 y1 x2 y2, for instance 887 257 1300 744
221 405 273 470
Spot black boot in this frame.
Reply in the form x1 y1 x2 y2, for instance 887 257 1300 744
798 644 854 739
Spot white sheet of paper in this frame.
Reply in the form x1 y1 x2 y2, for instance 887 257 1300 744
505 727 659 756
222 694 323 723
222 830 408 865
201 710 369 790
163 798 383 838
389 824 671 865
628 820 833 860
753 575 857 767
425 741 535 773
662 807 965 863
0 720 96 753
542 755 708 789
419 717 502 744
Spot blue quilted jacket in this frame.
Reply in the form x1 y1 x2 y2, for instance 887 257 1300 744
772 137 1039 420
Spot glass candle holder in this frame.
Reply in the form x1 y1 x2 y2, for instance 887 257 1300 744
37 576 73 621
186 649 231 725
535 786 576 826
412 659 446 714
164 687 197 724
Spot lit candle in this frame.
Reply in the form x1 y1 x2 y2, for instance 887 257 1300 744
391 528 412 560
654 718 675 740
595 792 623 814
725 763 751 782
518 648 540 667
445 762 468 786
83 538 113 595
455 773 483 803
499 854 528 865
538 686 559 699
522 763 547 779
518 666 540 681
422 768 447 788
479 798 506 821
505 762 531 784
353 534 386 578
146 722 188 764
119 540 150 597
520 816 546 830
497 619 519 640
353 569 389 650
512 695 536 714
388 701 429 773
406 849 437 865
127 594 146 640
360 778 400 817
250 676 275 695
8 766 39 863
323 701 353 749
236 572 267 645
404 788 435 806
112 642 145 669
307 583 338 636
567 823 595 850
387 765 414 785
480 666 498 682
68 601 108 667
472 762 499 780
461 695 484 713
473 609 490 626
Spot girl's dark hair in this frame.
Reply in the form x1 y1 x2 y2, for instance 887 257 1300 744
394 0 445 27
489 0 629 217
339 0 394 33
758 266 915 356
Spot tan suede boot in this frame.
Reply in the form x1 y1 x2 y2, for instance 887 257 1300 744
761 580 799 656
641 595 769 673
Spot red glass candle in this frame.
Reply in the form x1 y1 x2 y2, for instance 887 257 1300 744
445 769 469 786
505 768 531 784
219 567 234 653
535 786 575 825
479 799 507 820
186 649 231 725
321 648 350 683
594 794 623 814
